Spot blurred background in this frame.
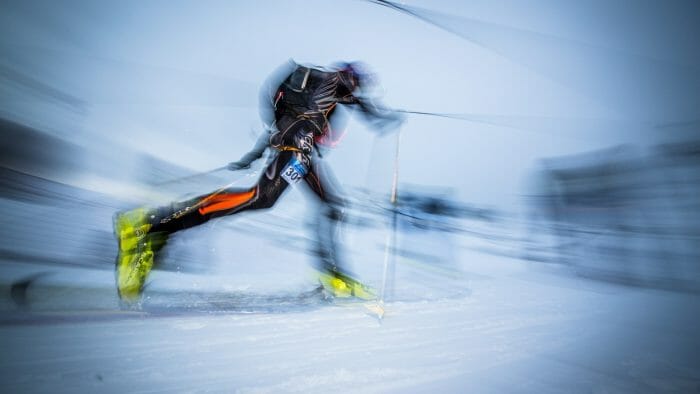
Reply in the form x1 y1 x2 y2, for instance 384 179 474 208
1 1 700 392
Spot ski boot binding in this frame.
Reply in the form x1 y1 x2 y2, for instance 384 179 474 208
318 270 376 300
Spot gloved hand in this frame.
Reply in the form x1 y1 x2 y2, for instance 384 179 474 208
227 161 251 171
371 110 405 136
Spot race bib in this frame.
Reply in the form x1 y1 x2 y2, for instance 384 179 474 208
281 157 308 185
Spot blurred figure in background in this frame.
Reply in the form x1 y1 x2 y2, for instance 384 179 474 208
523 142 700 291
114 60 403 302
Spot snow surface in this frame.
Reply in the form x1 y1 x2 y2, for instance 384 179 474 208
1 209 699 393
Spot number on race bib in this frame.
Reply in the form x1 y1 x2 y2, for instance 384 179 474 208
281 157 308 185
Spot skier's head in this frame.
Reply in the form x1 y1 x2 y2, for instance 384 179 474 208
335 61 376 91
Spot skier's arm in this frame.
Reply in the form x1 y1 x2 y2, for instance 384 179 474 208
337 71 404 134
348 94 405 134
227 132 269 171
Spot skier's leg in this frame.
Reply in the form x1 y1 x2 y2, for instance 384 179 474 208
304 160 374 299
150 155 290 235
114 152 292 301
304 159 346 273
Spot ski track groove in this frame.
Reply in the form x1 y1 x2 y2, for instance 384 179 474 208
3 256 699 392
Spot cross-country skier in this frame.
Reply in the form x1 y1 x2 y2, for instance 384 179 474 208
114 60 403 302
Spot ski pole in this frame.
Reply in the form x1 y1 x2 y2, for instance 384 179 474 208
395 108 499 123
154 166 228 186
370 128 401 320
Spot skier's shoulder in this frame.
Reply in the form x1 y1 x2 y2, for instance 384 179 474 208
290 62 336 81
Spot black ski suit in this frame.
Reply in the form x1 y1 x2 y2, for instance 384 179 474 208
150 62 398 272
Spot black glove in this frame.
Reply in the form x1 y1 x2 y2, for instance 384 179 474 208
227 161 251 171
371 110 405 135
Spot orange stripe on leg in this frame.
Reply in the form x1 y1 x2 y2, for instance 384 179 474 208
199 189 256 215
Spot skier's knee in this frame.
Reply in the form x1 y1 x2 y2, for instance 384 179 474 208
254 196 277 210
327 206 344 222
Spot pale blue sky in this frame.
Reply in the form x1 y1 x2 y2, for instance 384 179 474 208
1 0 698 209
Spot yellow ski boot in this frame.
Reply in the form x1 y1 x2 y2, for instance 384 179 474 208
318 271 376 300
113 208 161 302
